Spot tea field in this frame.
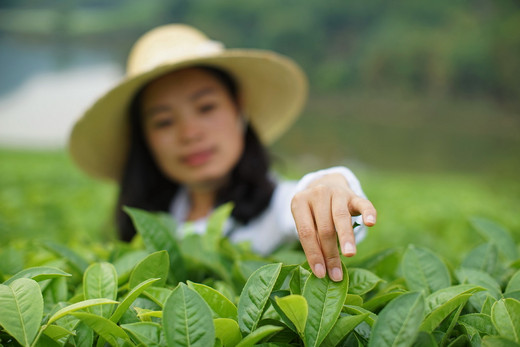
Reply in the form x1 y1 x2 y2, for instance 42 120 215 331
1 149 519 346
1 149 518 260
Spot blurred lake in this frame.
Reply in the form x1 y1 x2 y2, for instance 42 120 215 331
0 35 122 147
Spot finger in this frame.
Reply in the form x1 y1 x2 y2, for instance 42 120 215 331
349 196 377 226
331 193 356 257
291 195 326 278
311 191 344 282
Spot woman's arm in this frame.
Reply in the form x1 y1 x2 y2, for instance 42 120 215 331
291 167 377 282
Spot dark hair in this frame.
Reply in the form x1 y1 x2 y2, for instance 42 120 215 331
116 66 275 241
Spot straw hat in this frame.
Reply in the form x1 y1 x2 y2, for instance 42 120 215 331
69 24 308 181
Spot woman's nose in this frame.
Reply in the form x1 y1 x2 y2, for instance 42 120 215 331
178 117 204 143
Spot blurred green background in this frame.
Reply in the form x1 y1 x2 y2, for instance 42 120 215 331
1 0 519 262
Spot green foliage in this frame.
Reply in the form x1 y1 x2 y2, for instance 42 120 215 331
163 283 215 346
302 263 348 347
402 245 451 295
368 292 425 346
238 263 282 335
0 278 43 346
1 206 519 346
83 262 118 318
124 207 186 283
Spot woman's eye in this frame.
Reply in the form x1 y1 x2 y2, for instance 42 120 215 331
153 118 173 129
199 103 216 113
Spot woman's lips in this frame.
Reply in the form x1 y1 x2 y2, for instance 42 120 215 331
182 148 215 167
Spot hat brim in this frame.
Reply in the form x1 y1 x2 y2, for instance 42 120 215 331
69 49 308 181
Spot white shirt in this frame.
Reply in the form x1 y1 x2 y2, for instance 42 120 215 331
169 166 367 255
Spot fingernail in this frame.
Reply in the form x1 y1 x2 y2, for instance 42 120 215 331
343 242 356 256
314 263 326 278
366 215 376 224
331 267 343 282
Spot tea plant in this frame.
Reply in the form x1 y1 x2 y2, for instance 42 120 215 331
0 205 519 346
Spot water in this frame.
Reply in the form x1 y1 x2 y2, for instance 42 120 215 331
0 36 123 148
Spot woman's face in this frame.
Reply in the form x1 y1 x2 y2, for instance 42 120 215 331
140 67 244 190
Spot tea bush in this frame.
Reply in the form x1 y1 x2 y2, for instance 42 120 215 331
0 205 519 346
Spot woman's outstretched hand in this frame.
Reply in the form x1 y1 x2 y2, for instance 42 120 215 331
290 173 377 282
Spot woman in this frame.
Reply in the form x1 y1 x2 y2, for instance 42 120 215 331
69 24 377 282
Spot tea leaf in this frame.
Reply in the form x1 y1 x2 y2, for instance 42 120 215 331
348 268 383 295
421 293 472 332
72 312 131 346
447 335 469 346
458 313 498 336
461 243 498 274
440 302 465 346
214 318 242 347
128 250 169 289
505 291 520 301
412 331 438 346
112 250 149 285
3 266 71 285
456 267 501 299
402 245 450 295
238 263 282 334
183 234 233 283
34 333 61 346
47 298 118 325
73 322 93 346
368 292 425 347
143 287 173 308
235 260 272 283
42 324 75 341
470 217 518 261
83 262 118 318
321 313 368 347
482 294 497 315
457 267 501 312
268 290 296 332
204 202 233 252
506 270 520 294
275 294 308 336
42 241 89 274
458 322 482 346
303 263 349 347
137 310 163 319
482 336 520 346
163 283 215 346
214 281 236 303
422 285 483 334
124 207 186 283
424 284 483 315
346 294 363 307
42 277 68 309
342 305 377 326
188 281 238 320
491 298 520 342
355 247 402 280
122 322 164 346
362 291 404 312
289 265 311 295
0 278 43 346
110 278 159 323
274 265 299 291
48 302 79 331
235 325 283 347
